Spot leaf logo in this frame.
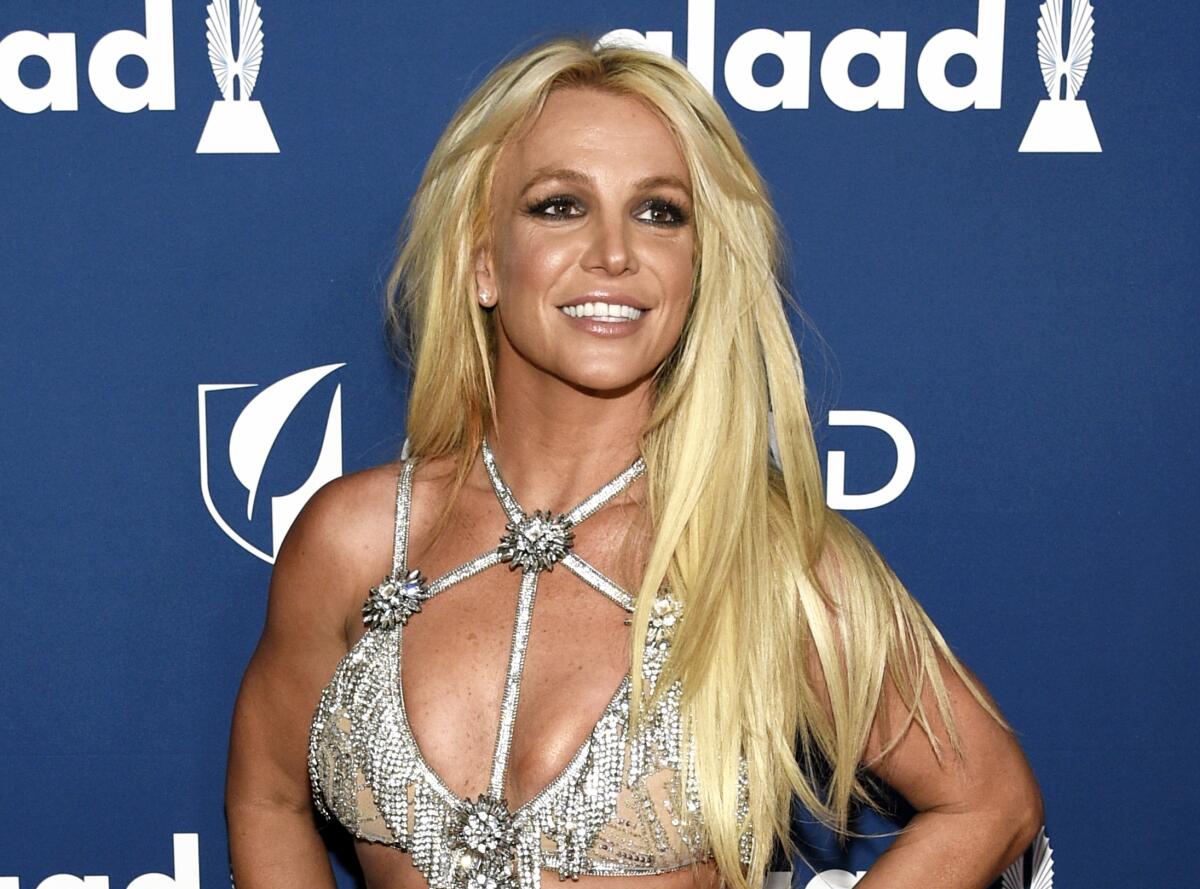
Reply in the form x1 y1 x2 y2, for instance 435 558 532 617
198 364 345 563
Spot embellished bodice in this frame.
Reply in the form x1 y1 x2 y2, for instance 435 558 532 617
307 439 751 888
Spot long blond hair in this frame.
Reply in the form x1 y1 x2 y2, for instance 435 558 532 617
383 34 1012 889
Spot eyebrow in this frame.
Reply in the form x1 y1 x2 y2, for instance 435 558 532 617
518 167 692 198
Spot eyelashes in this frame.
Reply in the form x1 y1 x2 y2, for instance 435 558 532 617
522 194 691 227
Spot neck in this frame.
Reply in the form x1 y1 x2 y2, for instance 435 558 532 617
483 350 653 515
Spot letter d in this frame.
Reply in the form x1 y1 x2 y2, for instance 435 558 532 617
917 0 1005 111
88 0 175 112
126 834 199 889
825 410 915 510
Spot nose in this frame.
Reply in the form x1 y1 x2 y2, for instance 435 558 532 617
581 208 638 277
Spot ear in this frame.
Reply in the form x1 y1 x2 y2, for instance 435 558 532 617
473 244 496 301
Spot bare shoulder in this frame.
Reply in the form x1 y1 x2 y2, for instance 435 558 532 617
406 450 460 495
402 451 470 547
269 458 407 646
296 459 405 559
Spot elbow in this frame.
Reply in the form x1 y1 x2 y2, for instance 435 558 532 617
1004 776 1046 859
962 765 1046 868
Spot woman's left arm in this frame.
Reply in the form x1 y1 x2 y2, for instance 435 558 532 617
854 654 1045 889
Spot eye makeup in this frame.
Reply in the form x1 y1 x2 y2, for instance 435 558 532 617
521 193 691 227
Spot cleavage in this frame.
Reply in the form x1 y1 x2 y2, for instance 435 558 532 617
399 516 637 810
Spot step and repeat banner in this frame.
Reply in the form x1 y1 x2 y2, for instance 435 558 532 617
2 1 1195 887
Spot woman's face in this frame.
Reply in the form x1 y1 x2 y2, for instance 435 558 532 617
476 86 696 395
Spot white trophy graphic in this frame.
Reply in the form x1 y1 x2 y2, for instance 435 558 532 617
1019 0 1101 152
196 0 280 154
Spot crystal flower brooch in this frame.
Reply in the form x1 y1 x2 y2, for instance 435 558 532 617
497 509 575 573
361 566 427 630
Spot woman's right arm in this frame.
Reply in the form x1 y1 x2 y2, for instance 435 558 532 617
226 475 378 887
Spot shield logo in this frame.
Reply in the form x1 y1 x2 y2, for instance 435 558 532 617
198 363 344 563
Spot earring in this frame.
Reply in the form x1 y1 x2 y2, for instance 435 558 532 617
479 289 492 306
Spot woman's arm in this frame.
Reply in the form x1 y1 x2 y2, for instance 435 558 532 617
226 474 382 888
809 638 1044 889
855 653 1043 888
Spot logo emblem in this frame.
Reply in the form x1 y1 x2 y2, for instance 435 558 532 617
1019 0 1102 152
196 0 279 153
198 364 344 563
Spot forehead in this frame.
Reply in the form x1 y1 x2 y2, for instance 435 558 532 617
497 86 691 189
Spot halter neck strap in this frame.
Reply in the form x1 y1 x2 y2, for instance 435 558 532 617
480 435 646 526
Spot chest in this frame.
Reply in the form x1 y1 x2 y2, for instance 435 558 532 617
353 492 650 812
400 566 634 809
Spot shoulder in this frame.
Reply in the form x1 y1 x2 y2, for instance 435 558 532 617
269 458 407 643
402 450 472 541
292 459 406 551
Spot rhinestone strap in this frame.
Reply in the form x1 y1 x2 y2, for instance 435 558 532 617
487 568 539 799
563 456 646 525
473 437 647 809
391 458 417 575
423 549 504 597
480 437 526 524
559 553 635 611
481 435 646 526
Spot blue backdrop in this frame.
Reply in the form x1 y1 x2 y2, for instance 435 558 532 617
2 1 1196 887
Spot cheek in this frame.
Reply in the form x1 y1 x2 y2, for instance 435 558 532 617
497 229 575 297
651 237 696 317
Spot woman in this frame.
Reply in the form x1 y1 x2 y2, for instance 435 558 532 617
226 35 1043 889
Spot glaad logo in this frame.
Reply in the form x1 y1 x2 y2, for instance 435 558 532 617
196 0 279 154
0 0 174 113
602 0 1103 153
1019 0 1101 152
599 0 1006 112
0 833 198 889
0 0 279 152
198 364 344 564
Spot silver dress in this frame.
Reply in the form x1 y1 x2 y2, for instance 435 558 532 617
308 438 752 888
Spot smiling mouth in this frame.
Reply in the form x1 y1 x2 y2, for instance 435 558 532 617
558 302 646 322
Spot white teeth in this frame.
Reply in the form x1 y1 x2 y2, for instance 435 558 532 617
560 302 644 321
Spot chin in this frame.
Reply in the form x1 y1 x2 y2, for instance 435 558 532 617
556 365 651 397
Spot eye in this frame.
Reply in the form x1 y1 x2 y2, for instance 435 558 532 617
524 194 583 220
636 198 689 227
523 194 690 226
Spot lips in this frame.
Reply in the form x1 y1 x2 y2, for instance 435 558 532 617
557 302 648 337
